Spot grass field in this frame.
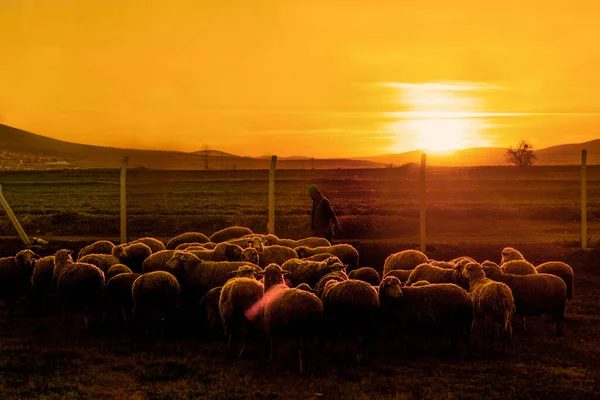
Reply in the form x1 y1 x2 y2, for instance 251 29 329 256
1 167 600 399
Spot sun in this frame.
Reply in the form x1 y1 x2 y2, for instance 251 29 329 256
405 118 476 154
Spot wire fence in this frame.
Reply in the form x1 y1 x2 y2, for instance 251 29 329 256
0 151 598 250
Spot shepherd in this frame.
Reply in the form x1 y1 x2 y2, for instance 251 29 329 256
308 184 341 242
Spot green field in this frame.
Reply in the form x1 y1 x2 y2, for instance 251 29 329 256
1 167 600 399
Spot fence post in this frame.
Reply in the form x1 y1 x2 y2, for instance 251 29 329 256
581 149 587 250
120 157 129 244
0 184 32 246
268 155 278 235
420 153 427 252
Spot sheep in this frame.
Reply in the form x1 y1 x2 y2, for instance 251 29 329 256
277 237 331 249
378 277 473 355
295 283 317 294
164 251 260 307
281 257 347 287
53 249 75 286
106 264 133 281
166 232 210 250
112 242 153 273
189 242 244 262
382 270 411 284
450 256 476 265
248 238 299 268
105 272 141 322
241 246 260 265
295 244 359 272
257 264 324 373
78 254 121 274
406 263 469 289
305 253 340 262
482 262 567 337
218 268 264 356
77 240 115 260
536 262 574 300
209 226 254 243
202 242 217 250
314 271 349 297
348 267 381 287
199 286 223 333
175 242 207 251
129 237 166 253
31 255 55 312
462 263 515 354
132 271 181 336
482 260 500 269
383 249 428 275
429 260 456 269
0 249 38 322
320 279 379 363
411 280 430 287
57 261 106 329
142 250 177 273
501 260 538 275
501 247 525 264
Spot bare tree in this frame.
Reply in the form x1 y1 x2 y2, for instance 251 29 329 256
203 144 209 170
506 140 536 167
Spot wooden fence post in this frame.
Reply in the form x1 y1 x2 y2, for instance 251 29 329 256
120 157 129 244
420 153 427 252
268 155 278 235
0 184 32 246
581 149 587 250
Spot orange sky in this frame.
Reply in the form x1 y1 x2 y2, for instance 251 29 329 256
1 1 599 157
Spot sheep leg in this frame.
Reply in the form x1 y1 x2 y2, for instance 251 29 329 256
238 328 247 357
268 335 275 364
122 307 129 322
298 342 304 374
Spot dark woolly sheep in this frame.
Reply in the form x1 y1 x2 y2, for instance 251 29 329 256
209 226 254 243
132 271 181 334
429 260 456 269
500 247 525 265
106 272 141 322
383 270 411 285
450 256 476 266
31 255 55 312
348 267 381 286
77 240 115 261
78 254 120 274
383 250 428 275
462 263 515 354
410 280 430 287
305 253 340 262
166 232 210 250
314 271 349 297
142 250 177 273
281 257 347 287
200 286 223 333
106 264 133 281
164 251 260 307
57 261 106 329
249 238 298 268
536 261 574 300
482 263 567 337
406 263 469 290
130 237 166 253
258 264 324 373
501 260 538 275
295 244 359 272
112 242 153 273
276 237 331 249
189 242 244 262
219 271 264 356
320 279 379 363
379 277 474 355
175 242 207 251
0 249 39 322
295 283 317 294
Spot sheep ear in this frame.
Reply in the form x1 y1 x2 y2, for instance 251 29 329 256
281 271 289 276
255 272 265 278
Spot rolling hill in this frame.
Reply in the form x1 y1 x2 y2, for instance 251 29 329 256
0 124 383 170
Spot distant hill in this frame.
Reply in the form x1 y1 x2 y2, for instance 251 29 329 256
0 124 383 170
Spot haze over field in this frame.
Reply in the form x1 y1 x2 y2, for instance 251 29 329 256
1 1 600 158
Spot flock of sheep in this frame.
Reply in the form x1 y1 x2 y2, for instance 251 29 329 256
0 226 575 373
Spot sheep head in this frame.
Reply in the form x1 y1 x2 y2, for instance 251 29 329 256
482 260 500 269
481 262 503 279
379 276 404 304
320 259 347 275
241 247 260 265
295 246 310 258
54 249 74 264
224 243 243 261
228 265 259 279
261 234 279 246
15 249 38 274
112 245 127 261
164 251 199 279
463 262 486 281
256 263 288 291
501 247 525 264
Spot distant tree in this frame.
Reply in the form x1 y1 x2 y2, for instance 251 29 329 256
506 140 536 167
202 144 209 170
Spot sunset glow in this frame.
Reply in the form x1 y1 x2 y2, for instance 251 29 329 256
1 1 600 157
